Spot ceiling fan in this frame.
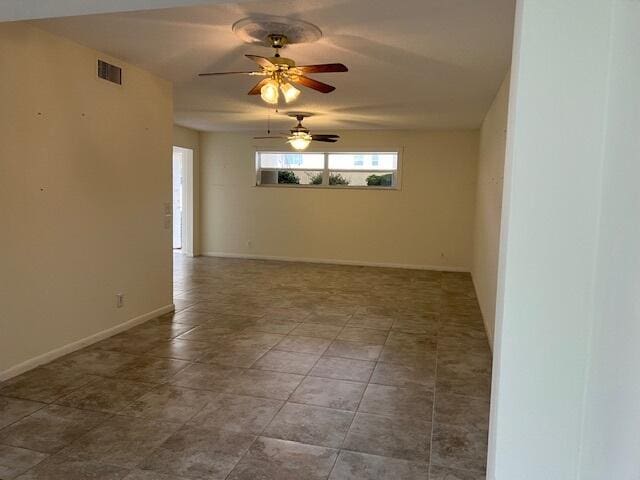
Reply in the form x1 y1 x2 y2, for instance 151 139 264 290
198 33 348 106
255 113 339 150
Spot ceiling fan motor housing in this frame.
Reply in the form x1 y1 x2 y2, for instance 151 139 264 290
268 34 288 49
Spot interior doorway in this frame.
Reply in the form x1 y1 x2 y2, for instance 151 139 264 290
172 152 183 250
172 146 195 256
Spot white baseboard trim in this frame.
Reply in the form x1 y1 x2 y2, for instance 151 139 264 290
202 252 469 273
470 274 494 352
0 303 175 382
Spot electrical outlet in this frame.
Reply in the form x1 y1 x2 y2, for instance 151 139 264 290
116 293 124 308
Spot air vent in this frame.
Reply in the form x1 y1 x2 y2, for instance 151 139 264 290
97 60 122 85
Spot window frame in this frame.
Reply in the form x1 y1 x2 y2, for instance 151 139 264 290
254 149 402 190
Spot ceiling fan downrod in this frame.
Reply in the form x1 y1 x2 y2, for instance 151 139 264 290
267 34 287 57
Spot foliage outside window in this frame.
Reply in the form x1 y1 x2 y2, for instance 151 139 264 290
308 172 351 185
278 170 300 184
256 151 399 189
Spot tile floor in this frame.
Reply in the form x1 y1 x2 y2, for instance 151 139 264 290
0 254 491 479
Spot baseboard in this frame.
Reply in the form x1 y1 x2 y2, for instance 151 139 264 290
470 274 494 351
0 303 175 382
202 252 469 273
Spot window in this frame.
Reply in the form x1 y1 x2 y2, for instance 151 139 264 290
255 151 400 188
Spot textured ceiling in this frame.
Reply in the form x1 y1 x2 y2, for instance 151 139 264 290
35 0 515 132
0 0 257 22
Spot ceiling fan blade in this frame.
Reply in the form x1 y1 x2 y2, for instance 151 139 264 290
198 71 257 76
297 63 348 73
245 54 275 69
292 75 336 93
253 136 285 139
311 137 339 143
311 134 340 140
248 78 271 95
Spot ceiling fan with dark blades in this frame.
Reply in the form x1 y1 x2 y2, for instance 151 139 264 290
254 113 340 150
199 33 348 105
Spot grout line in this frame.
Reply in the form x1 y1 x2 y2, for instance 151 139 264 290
428 367 439 477
324 334 380 479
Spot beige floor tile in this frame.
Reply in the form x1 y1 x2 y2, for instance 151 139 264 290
119 385 218 423
370 362 435 388
328 450 429 480
263 403 354 448
144 339 211 361
290 376 366 411
0 405 109 453
343 412 431 462
0 368 97 403
227 437 338 480
429 465 486 479
347 314 395 330
324 340 383 361
10 455 129 480
358 384 433 420
310 357 375 383
0 444 48 479
54 378 153 413
252 350 320 375
431 423 488 473
225 370 304 400
274 336 332 355
198 345 271 368
50 350 140 377
434 393 490 431
113 357 191 384
190 393 283 434
337 327 389 345
139 425 255 479
167 363 242 391
60 416 180 468
289 323 343 340
0 396 45 429
304 313 352 327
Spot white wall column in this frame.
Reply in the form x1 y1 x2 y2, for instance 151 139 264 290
489 0 640 478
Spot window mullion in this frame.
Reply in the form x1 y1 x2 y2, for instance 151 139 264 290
322 153 329 186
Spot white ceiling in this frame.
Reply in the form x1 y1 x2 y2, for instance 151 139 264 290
35 0 515 132
0 0 258 22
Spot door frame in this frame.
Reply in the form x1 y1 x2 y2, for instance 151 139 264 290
172 146 195 257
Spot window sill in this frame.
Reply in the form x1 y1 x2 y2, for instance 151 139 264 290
255 184 400 191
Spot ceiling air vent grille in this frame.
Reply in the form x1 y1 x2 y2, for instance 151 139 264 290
97 60 122 85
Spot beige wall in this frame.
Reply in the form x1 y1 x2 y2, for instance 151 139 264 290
174 125 200 152
471 73 510 347
0 23 174 378
173 125 201 255
200 130 479 270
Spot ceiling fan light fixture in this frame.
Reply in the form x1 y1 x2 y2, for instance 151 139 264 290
288 131 312 150
280 82 300 103
260 79 279 104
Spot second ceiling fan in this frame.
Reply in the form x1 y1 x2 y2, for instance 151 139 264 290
255 113 339 150
199 32 348 106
